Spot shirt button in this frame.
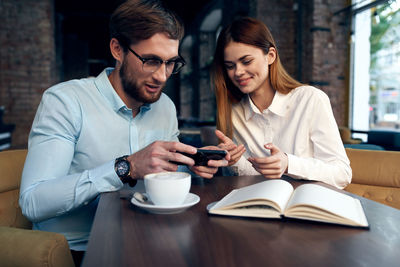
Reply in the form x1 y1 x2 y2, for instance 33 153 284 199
110 186 116 191
84 201 89 205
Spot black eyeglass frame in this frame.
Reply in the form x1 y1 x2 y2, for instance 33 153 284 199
126 46 186 75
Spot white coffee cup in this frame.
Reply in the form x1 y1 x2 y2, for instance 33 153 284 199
144 172 191 206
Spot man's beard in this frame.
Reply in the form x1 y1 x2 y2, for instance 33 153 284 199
119 60 163 104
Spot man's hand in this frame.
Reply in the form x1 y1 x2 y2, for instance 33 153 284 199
127 141 196 178
215 129 246 166
247 143 288 179
189 146 229 179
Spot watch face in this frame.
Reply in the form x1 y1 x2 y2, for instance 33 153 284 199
116 160 130 176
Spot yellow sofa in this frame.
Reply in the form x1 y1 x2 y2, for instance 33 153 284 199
344 148 400 209
0 149 74 267
339 126 362 144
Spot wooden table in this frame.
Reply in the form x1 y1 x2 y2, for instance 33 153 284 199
82 175 400 267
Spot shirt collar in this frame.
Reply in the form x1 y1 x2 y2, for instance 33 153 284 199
94 67 151 113
242 91 291 120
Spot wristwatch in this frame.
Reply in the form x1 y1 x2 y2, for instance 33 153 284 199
115 155 137 187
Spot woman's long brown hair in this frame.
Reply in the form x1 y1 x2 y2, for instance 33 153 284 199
211 17 303 138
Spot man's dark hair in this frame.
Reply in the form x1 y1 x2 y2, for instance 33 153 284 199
109 0 184 49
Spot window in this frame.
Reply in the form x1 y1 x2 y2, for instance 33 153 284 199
351 0 400 136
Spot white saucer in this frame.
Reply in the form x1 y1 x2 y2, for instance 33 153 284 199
130 193 200 214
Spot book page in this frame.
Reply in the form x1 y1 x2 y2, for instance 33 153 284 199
285 184 368 227
210 180 294 214
208 204 281 218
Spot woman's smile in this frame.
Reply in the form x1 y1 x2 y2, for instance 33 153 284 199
236 77 252 86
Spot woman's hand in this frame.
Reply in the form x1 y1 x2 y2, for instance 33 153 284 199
247 143 288 179
215 130 246 166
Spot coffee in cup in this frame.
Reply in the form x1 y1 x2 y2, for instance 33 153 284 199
144 172 191 206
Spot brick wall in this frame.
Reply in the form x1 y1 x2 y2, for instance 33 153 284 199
199 32 216 121
257 0 298 78
257 0 350 126
0 0 351 148
309 0 349 126
0 0 56 148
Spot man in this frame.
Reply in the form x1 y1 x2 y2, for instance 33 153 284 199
19 0 228 265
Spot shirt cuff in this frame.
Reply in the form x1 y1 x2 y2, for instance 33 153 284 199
88 160 124 192
286 154 306 180
234 156 259 176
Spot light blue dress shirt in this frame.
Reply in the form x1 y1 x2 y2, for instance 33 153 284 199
19 68 181 250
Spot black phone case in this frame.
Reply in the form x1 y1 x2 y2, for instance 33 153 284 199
174 150 227 166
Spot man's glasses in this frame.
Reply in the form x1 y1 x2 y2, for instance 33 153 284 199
127 46 186 75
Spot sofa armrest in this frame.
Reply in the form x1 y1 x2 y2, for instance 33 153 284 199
0 227 74 267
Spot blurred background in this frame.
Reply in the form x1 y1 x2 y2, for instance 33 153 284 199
1 0 399 150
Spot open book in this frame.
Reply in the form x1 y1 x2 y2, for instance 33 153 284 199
207 180 369 228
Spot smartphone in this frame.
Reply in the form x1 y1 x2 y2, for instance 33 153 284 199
172 149 227 166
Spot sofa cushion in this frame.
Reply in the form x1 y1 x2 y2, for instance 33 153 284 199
345 148 400 209
0 226 74 267
345 183 400 210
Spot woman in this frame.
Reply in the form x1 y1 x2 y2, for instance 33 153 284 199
212 17 351 189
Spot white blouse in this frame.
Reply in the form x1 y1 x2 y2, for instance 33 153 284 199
231 85 352 189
